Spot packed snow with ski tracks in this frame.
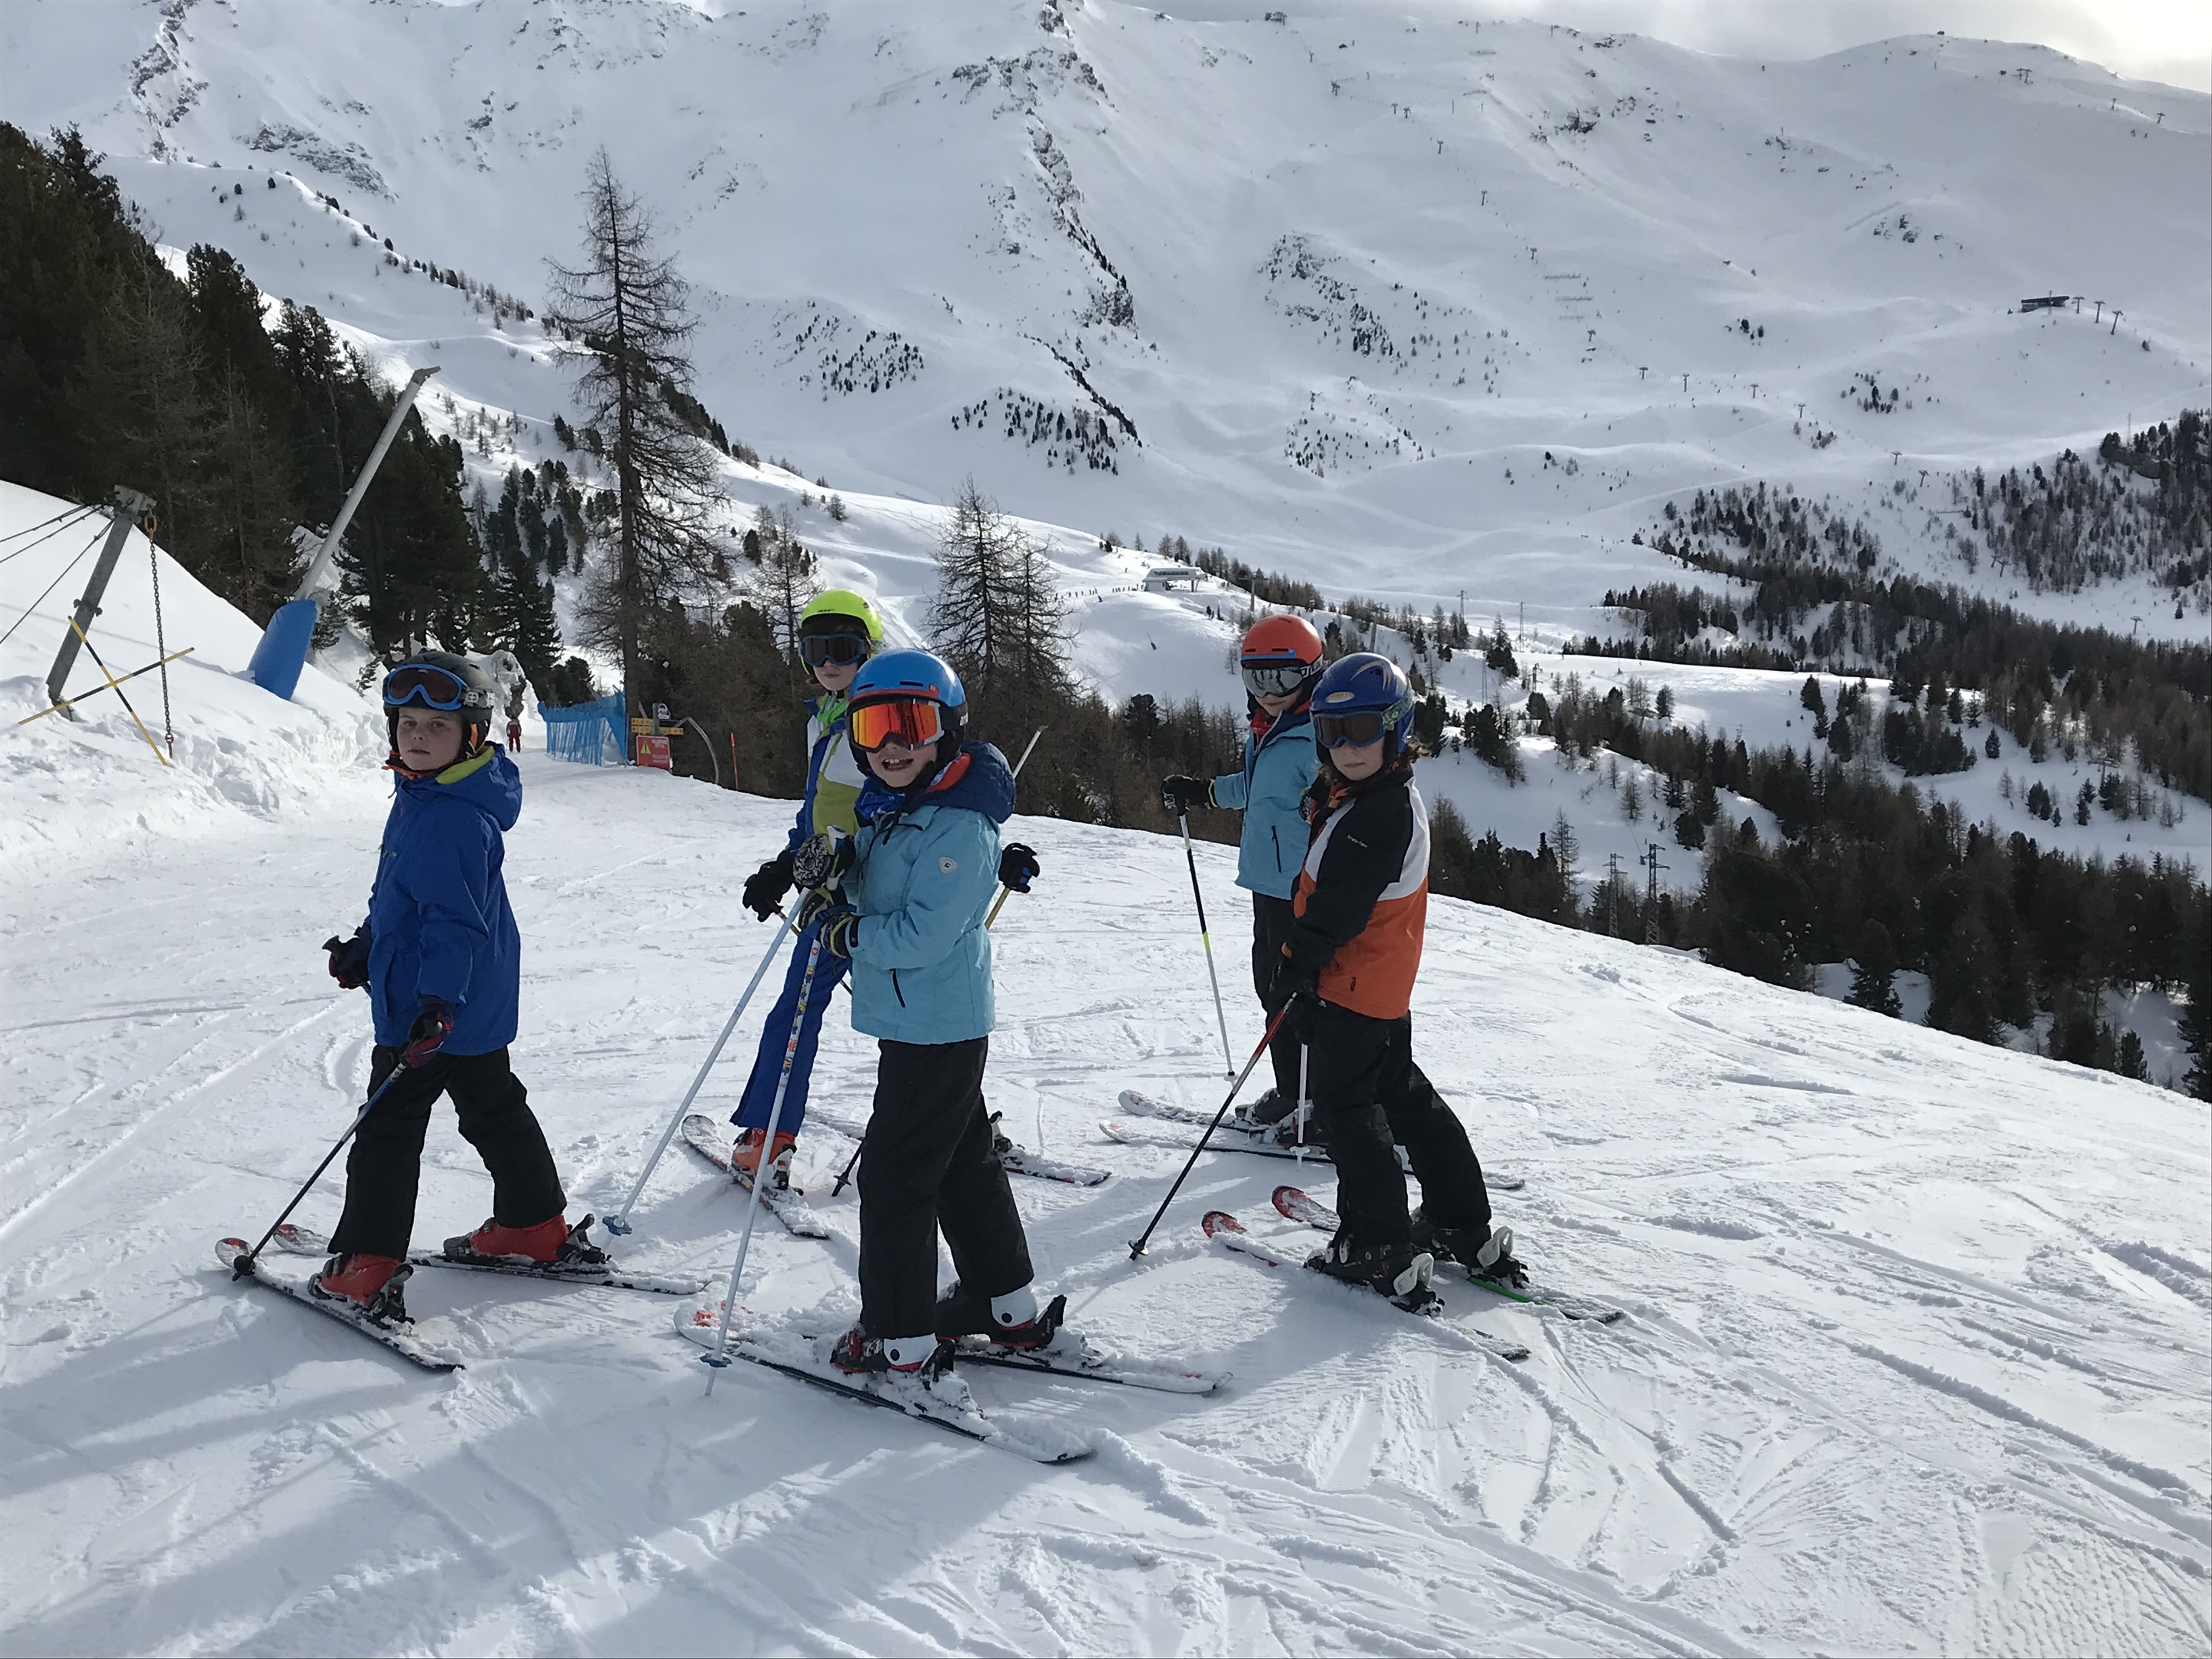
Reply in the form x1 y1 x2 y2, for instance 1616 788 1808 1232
3 505 2208 1656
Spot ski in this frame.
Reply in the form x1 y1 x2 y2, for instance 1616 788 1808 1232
266 1219 707 1296
989 1114 1112 1188
1116 1089 1525 1189
1270 1186 1622 1323
948 1320 1227 1395
673 1305 1092 1463
1199 1211 1531 1361
680 1114 834 1238
808 1107 1110 1188
1101 1118 1344 1165
216 1236 461 1372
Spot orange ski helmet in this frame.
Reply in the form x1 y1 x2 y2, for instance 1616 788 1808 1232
1239 614 1325 667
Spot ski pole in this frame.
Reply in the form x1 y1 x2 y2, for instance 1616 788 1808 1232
605 910 796 1236
830 1131 864 1198
833 727 1044 1188
702 933 826 1391
1178 813 1237 1076
1296 1042 1311 1165
980 726 1046 929
1126 1001 1294 1260
230 1059 411 1277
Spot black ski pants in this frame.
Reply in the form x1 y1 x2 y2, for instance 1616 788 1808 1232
857 1036 1032 1340
1305 1003 1491 1250
1251 893 1305 1101
329 1046 566 1260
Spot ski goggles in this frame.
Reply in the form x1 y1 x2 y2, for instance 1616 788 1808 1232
800 632 872 668
1313 709 1391 749
382 663 471 710
848 697 945 753
1241 661 1315 699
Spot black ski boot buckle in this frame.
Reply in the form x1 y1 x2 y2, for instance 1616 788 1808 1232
559 1216 610 1268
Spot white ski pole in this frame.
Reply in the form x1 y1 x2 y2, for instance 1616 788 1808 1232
1178 812 1237 1076
1296 1042 1311 1165
703 932 826 1391
605 912 795 1235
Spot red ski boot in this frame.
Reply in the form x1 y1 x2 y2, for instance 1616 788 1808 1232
310 1254 411 1322
730 1128 798 1189
447 1214 571 1263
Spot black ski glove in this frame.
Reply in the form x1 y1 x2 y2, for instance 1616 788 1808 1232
791 827 855 893
1268 930 1334 1036
997 842 1040 894
1160 775 1211 815
1267 949 1321 1013
794 886 844 932
324 929 371 991
815 906 861 959
742 851 796 921
403 1000 454 1068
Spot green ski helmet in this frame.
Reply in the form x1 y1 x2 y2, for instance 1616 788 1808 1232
798 589 884 645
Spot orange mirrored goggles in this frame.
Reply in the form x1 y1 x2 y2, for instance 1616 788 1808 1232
848 697 945 753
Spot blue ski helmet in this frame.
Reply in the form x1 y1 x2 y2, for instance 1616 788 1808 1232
848 647 968 747
1310 652 1415 758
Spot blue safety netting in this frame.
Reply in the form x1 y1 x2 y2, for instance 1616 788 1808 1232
541 691 625 765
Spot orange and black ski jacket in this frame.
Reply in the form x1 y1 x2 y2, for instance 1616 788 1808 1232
1286 764 1430 1020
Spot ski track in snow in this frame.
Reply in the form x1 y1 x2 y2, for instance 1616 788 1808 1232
3 744 2208 1656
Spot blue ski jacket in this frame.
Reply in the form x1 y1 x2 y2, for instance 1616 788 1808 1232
842 742 1015 1046
362 747 523 1054
1209 704 1318 900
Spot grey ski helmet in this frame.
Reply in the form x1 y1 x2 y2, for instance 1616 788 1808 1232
382 650 498 765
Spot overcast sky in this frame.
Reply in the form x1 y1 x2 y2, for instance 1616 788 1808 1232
1477 0 2211 91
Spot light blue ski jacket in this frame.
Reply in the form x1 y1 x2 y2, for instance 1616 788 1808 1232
843 743 1014 1045
1210 706 1318 900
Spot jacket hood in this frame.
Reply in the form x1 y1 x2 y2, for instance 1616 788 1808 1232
857 740 1015 828
396 745 522 830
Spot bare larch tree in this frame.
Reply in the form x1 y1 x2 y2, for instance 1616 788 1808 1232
544 150 721 718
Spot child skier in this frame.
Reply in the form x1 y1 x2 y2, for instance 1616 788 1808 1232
313 651 582 1319
1267 652 1525 1307
1159 614 1325 1121
792 648 1053 1391
730 589 883 1187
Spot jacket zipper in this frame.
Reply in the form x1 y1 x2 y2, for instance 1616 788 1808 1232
1271 824 1282 871
891 968 906 1007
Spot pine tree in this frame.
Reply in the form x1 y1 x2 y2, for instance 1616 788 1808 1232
1847 920 1902 1016
545 150 721 718
484 472 561 687
748 507 818 661
930 478 1071 803
1927 910 1999 1042
2179 890 2211 1100
1549 811 1580 906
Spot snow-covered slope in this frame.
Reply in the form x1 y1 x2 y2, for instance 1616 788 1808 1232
0 480 389 871
5 0 2205 633
4 712 2208 1656
3 480 2209 1657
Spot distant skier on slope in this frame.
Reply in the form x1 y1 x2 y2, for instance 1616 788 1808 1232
312 652 587 1319
1158 614 1324 1124
791 649 1058 1393
730 589 884 1190
1269 652 1527 1304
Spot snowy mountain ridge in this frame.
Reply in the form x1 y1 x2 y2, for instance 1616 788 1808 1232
5 0 2206 632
